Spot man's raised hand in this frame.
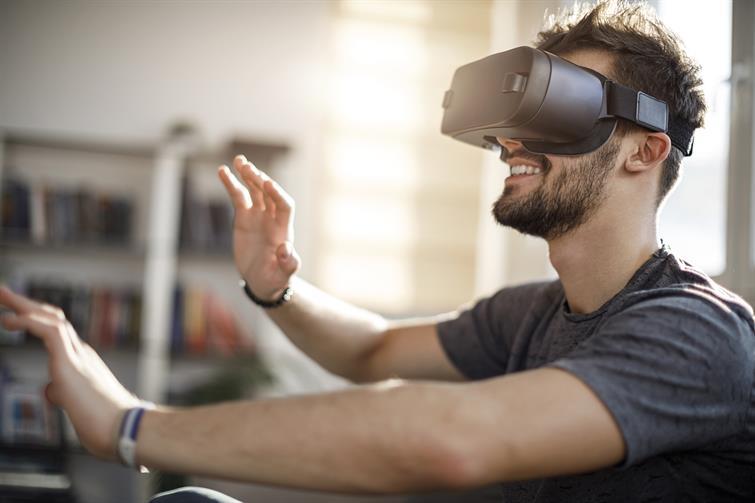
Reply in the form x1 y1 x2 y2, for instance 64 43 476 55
0 286 140 461
218 155 300 301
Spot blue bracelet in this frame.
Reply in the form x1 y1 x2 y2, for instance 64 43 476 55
117 404 154 473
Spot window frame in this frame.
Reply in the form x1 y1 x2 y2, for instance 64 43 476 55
721 0 755 305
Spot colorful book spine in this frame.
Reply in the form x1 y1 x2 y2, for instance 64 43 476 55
13 281 142 350
0 177 134 245
169 285 248 356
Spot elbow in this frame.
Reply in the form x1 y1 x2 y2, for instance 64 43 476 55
353 384 497 494
346 365 381 385
327 359 378 384
427 441 487 491
358 441 482 494
331 320 391 384
344 337 390 385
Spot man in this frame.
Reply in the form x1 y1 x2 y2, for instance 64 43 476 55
1 1 753 501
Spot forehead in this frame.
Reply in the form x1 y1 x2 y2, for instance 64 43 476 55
558 49 616 79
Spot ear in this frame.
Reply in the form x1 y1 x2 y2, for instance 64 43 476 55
624 132 671 173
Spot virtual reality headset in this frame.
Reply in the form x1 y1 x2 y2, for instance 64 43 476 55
441 46 695 158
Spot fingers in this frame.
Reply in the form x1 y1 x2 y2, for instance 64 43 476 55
40 304 66 321
0 287 79 353
218 165 252 210
262 188 276 218
263 179 294 220
0 285 81 352
0 285 39 314
238 155 265 210
227 154 292 221
1 311 76 359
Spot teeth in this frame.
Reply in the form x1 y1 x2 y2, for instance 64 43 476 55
509 165 542 176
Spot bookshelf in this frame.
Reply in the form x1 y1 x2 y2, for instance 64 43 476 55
0 129 289 503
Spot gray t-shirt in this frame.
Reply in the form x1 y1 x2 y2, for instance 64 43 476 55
437 245 755 502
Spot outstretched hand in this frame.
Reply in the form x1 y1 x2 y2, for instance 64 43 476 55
0 286 140 461
218 155 301 301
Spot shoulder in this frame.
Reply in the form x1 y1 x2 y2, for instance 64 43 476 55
617 249 754 333
436 279 563 379
440 279 562 333
620 285 750 321
595 250 755 377
553 283 755 466
602 284 755 382
611 282 753 339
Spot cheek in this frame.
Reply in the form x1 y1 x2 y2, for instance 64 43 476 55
542 160 567 183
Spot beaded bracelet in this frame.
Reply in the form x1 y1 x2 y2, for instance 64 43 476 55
240 279 292 308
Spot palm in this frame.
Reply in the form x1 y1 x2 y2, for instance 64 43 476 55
219 156 300 299
233 200 292 292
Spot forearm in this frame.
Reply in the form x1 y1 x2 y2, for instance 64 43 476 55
264 276 389 381
136 381 471 493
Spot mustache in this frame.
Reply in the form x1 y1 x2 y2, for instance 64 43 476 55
500 147 552 171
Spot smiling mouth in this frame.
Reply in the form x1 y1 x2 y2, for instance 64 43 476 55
508 164 543 176
501 147 551 177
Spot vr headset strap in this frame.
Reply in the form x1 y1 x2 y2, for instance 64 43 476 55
606 82 695 156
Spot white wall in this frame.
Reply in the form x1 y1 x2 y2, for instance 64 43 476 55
0 0 331 271
0 1 327 143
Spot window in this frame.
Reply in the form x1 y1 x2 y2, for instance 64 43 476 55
657 0 731 276
655 0 755 305
316 0 491 315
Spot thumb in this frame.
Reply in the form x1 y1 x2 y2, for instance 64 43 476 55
276 242 300 276
44 382 62 406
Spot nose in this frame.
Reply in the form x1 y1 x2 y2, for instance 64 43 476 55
496 137 525 163
496 136 524 151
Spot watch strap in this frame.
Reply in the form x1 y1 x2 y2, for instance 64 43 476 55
117 403 155 473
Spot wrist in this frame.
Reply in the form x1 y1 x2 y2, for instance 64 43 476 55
116 402 155 473
263 286 290 301
240 279 293 308
111 408 129 461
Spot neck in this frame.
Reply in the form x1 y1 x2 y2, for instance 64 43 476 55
547 210 660 314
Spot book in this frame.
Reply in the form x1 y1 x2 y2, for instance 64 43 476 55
7 280 142 351
0 178 31 240
170 285 250 356
178 176 233 254
0 382 60 448
0 177 135 245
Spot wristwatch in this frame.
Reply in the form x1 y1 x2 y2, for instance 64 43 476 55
116 402 155 473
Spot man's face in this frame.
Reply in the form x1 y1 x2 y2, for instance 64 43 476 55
491 138 620 240
491 49 622 240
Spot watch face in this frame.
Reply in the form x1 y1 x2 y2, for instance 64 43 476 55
118 436 136 466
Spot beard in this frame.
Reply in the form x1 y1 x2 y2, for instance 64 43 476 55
492 140 620 240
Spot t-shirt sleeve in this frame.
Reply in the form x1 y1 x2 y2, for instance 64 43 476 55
436 281 557 380
548 292 755 468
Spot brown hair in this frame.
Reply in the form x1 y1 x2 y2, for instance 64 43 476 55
535 0 706 207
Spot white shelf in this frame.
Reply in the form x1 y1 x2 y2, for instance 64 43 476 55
0 239 147 260
0 131 289 503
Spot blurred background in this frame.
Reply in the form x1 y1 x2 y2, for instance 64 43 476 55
0 0 751 502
